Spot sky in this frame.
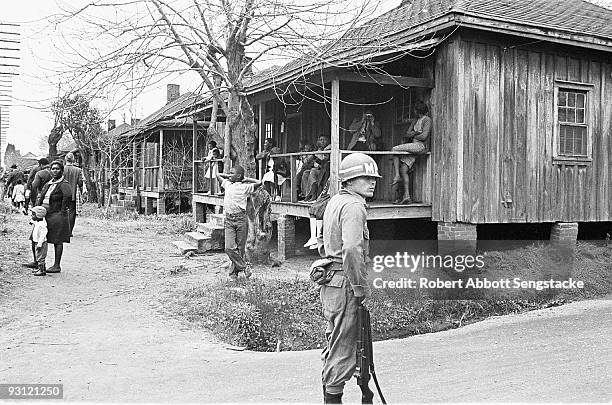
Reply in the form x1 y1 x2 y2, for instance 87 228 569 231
2 0 611 159
1 0 402 159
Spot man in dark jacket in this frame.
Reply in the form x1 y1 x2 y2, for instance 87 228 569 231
25 158 50 210
31 162 52 203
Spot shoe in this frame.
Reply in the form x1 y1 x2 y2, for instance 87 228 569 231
23 262 38 269
304 238 317 248
399 197 414 205
46 265 61 274
274 196 282 202
33 264 46 276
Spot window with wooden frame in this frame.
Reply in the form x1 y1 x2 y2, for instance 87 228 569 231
553 81 593 163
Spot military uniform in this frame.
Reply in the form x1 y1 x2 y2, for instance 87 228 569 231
320 188 372 397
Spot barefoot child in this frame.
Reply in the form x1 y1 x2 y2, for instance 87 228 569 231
29 206 48 276
216 165 262 281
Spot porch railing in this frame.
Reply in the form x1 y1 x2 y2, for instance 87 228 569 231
268 150 431 204
194 158 224 194
117 167 135 189
144 166 159 191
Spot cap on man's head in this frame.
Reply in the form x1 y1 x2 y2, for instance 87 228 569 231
65 152 75 163
32 206 47 219
38 158 50 165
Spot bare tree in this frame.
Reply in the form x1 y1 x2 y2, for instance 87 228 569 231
50 0 385 176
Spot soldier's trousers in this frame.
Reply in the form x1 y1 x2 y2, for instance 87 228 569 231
320 272 359 395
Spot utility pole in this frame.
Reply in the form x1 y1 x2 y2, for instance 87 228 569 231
0 22 20 168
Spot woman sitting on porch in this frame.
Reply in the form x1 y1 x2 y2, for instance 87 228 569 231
391 101 431 204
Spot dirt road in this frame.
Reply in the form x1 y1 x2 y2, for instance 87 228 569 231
0 213 610 402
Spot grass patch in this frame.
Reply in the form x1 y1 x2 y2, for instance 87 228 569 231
168 241 611 352
80 203 195 235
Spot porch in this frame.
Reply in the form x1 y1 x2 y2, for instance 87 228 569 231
115 128 195 214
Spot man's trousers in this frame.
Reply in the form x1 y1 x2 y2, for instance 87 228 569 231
320 273 359 395
224 211 248 274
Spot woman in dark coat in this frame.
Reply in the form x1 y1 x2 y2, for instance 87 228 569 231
36 160 72 273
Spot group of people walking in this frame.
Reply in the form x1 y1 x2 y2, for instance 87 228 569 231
2 153 87 276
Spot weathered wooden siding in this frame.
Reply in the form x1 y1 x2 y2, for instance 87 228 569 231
431 40 460 222
433 32 612 223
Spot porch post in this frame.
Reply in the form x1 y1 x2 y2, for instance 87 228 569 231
132 140 137 190
192 118 197 195
158 129 164 191
258 102 265 178
329 77 340 195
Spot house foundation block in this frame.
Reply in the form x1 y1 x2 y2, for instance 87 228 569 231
550 222 578 242
194 202 206 223
157 196 166 215
437 221 477 255
277 215 295 262
144 197 155 215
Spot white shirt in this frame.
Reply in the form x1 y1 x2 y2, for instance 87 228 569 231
222 179 255 214
31 219 48 247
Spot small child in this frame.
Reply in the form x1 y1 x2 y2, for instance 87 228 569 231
12 179 25 211
29 206 48 276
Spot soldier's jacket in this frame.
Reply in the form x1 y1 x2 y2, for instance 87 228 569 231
321 188 371 297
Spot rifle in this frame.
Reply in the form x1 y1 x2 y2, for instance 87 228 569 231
356 303 387 404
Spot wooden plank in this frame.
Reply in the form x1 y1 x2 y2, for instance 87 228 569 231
514 50 529 222
192 119 197 195
486 43 501 223
526 51 540 222
456 39 465 222
500 47 515 223
568 58 581 82
329 77 340 196
470 42 487 222
258 103 265 178
601 62 611 221
542 53 555 222
447 41 458 222
159 129 164 191
555 55 567 81
431 44 445 222
336 71 434 89
587 61 599 221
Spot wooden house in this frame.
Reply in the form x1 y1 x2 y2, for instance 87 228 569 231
114 85 207 214
189 0 612 258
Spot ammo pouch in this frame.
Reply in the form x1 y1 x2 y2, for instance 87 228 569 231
309 258 337 285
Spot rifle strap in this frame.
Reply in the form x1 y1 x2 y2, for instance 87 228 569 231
371 370 387 404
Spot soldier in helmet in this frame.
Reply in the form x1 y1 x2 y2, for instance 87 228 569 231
319 152 381 403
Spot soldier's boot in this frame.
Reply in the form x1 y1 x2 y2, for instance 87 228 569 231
33 263 46 276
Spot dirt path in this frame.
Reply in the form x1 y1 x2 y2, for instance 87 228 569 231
0 212 610 402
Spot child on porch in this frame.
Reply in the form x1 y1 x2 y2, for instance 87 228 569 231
216 165 262 281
